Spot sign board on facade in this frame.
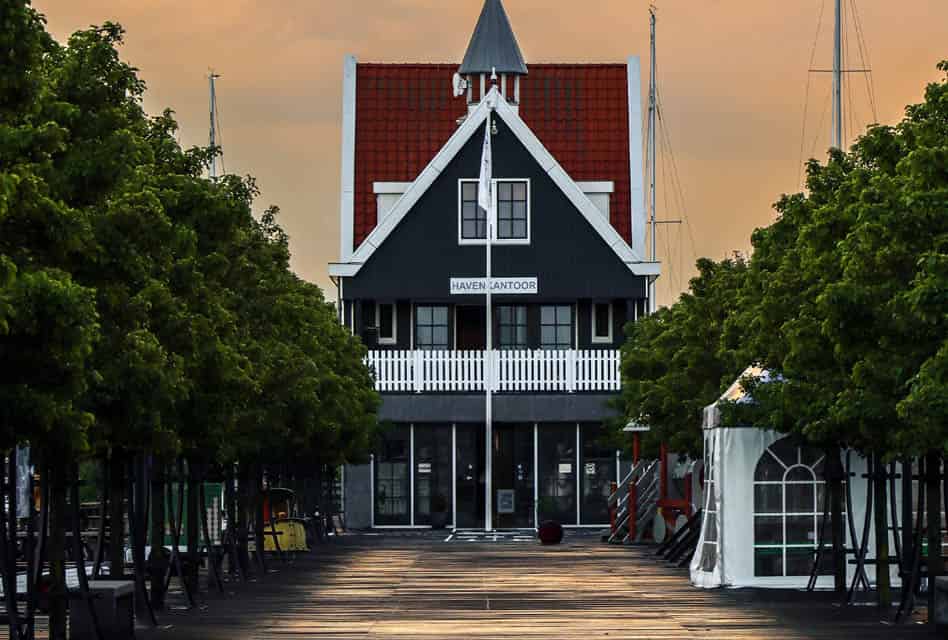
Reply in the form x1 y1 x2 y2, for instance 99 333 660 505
450 277 538 295
417 462 432 474
496 489 515 514
558 463 573 475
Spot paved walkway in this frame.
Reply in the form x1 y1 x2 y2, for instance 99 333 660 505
139 533 931 640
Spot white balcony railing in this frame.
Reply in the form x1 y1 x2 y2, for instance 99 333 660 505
366 349 621 393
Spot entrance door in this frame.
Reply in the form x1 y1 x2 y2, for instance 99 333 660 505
456 306 485 350
492 423 535 529
455 424 485 528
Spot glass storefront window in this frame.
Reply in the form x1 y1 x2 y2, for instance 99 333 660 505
375 424 410 525
455 424 485 529
537 423 577 524
492 423 534 528
413 425 453 526
580 423 616 525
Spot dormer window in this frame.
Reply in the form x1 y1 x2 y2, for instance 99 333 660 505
458 178 530 245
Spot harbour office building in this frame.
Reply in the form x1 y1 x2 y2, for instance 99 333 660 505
330 0 660 530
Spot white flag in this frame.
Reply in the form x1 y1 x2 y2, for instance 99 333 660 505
477 113 493 225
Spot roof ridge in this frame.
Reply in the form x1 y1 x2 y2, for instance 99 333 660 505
356 62 627 69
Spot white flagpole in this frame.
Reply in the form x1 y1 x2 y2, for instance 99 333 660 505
484 110 493 532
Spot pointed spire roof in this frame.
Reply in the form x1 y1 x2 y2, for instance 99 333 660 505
459 0 528 75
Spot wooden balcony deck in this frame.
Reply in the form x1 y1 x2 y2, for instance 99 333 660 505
125 533 929 640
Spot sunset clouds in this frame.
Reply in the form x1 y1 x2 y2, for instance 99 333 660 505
36 0 947 305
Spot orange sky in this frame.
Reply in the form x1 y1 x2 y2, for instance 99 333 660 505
35 0 948 307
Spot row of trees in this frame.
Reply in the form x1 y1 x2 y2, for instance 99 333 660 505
1 2 379 637
616 61 948 608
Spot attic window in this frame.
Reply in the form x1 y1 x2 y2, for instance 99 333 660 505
459 181 486 240
496 180 528 240
458 178 530 245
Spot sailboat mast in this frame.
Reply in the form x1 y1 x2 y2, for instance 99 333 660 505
648 7 657 263
831 0 842 149
647 7 658 311
209 71 220 180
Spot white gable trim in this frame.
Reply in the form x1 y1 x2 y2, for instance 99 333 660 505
373 182 412 194
577 181 614 194
329 87 660 278
338 55 357 261
627 56 648 260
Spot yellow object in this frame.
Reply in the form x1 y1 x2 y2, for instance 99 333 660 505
264 518 308 552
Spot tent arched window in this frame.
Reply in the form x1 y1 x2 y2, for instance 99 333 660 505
753 437 831 577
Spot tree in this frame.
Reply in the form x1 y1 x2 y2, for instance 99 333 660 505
616 256 747 458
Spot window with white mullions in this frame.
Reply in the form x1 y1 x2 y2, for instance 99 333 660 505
459 181 485 240
457 179 529 244
496 180 528 240
415 305 449 350
752 437 845 577
497 305 527 350
540 305 573 350
591 302 613 343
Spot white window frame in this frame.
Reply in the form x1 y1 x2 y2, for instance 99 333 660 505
591 302 613 344
752 442 837 578
457 178 531 246
375 302 397 345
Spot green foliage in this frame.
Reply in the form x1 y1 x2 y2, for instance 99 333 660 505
2 0 380 469
620 60 948 463
615 256 748 456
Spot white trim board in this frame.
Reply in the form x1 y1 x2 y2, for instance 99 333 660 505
576 181 615 194
338 55 358 262
627 56 647 260
373 182 413 194
330 86 660 278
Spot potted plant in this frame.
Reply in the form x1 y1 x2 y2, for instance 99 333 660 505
429 493 449 529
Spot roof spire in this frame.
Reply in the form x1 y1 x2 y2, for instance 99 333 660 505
459 0 527 76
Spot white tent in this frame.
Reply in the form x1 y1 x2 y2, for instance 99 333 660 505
689 368 901 589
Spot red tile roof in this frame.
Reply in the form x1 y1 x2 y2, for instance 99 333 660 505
352 63 632 249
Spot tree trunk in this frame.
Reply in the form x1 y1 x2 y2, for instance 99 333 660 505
902 457 915 603
873 453 891 608
109 449 126 578
185 459 200 595
224 464 235 577
236 462 251 575
149 459 167 610
926 451 942 615
254 464 266 568
47 462 67 640
825 447 846 596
